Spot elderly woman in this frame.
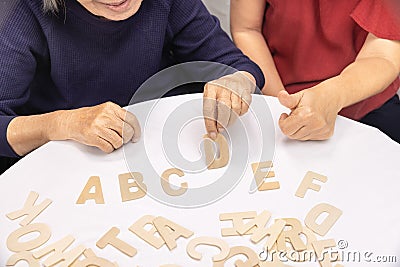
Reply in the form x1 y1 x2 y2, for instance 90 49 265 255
231 0 400 142
0 0 264 172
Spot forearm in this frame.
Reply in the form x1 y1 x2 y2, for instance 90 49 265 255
6 111 66 156
318 57 399 110
6 102 141 157
231 30 285 96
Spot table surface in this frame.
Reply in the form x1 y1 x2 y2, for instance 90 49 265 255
1 94 400 266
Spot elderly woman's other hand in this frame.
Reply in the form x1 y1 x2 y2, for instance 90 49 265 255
59 102 141 153
277 87 342 141
60 102 141 153
203 71 256 139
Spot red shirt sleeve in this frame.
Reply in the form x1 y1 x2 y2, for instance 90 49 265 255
351 0 400 40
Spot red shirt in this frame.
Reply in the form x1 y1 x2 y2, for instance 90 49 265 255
262 0 400 120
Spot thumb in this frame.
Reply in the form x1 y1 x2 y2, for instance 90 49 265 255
277 90 303 110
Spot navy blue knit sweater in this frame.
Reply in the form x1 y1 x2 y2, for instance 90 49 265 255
0 0 264 157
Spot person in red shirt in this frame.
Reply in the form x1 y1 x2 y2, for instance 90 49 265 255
231 0 400 143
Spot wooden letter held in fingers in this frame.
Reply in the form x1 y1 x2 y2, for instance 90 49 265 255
305 203 343 236
161 168 188 196
119 172 147 202
213 246 259 267
96 227 137 257
33 235 86 267
251 161 280 191
295 171 327 198
76 176 105 204
7 223 51 252
219 211 257 236
6 191 52 226
129 215 165 249
186 236 230 261
203 134 229 169
6 251 40 267
153 216 193 250
276 218 307 252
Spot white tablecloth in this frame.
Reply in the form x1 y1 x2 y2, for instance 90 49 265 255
1 94 399 266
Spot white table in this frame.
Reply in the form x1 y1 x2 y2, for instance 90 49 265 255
1 94 399 266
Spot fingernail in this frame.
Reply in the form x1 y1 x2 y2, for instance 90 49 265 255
218 127 224 133
210 132 217 140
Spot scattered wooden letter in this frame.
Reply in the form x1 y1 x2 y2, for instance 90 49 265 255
153 216 194 251
160 168 188 196
7 223 51 252
71 249 117 267
285 226 317 262
76 176 105 204
6 251 40 267
305 203 343 236
258 219 286 250
236 210 272 242
260 243 290 266
213 246 259 267
129 215 165 249
258 258 293 267
295 171 327 198
73 257 116 267
276 218 307 252
119 172 147 202
219 211 257 237
186 236 230 261
312 239 340 267
33 235 86 267
6 191 52 226
96 227 137 257
251 161 280 191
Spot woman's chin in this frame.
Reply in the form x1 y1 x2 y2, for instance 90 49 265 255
80 0 143 21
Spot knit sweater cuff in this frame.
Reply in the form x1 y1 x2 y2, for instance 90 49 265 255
236 63 265 92
0 116 19 158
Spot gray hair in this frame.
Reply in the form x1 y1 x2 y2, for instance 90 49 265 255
43 0 63 13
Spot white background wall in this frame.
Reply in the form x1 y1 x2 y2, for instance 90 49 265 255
202 0 231 36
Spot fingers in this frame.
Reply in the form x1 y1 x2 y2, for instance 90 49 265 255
217 87 231 131
203 83 218 139
229 92 241 126
100 128 124 150
122 123 135 144
69 101 142 154
203 72 254 136
277 90 303 110
115 108 141 143
301 127 333 141
240 92 251 115
279 109 335 141
94 136 114 153
279 111 307 136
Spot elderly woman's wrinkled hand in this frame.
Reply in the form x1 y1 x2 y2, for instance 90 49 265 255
203 71 256 139
60 102 141 153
